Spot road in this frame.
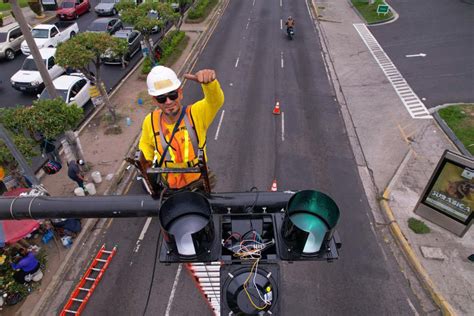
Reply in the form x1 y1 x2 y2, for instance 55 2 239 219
78 1 422 315
0 0 163 109
370 0 474 108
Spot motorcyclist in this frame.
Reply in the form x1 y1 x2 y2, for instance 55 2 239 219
285 16 295 35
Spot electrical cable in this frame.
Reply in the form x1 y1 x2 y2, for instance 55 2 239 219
243 259 268 310
142 188 167 316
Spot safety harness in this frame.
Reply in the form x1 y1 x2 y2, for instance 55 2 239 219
150 105 200 169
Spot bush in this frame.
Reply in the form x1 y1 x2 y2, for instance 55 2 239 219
141 57 153 75
187 0 217 21
160 30 185 60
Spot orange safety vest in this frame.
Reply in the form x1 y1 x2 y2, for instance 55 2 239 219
150 106 201 189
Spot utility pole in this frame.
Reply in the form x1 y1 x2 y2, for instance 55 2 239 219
0 123 40 186
10 0 59 99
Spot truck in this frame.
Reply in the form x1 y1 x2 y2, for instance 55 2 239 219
10 47 65 93
20 21 79 55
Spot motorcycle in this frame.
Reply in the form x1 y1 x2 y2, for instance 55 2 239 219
287 27 295 40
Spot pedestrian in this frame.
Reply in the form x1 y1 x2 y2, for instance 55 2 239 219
139 66 224 190
67 159 86 189
10 248 42 283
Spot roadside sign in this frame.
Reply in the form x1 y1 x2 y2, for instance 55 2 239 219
415 150 473 237
377 4 390 15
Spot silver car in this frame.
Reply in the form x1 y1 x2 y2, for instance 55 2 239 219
94 0 119 16
0 23 26 61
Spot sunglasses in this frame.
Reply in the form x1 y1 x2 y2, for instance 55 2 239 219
154 90 179 103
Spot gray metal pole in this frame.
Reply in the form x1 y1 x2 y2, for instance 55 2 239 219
0 123 40 186
10 0 60 99
0 192 294 219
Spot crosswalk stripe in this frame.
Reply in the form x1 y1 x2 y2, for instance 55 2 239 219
353 23 431 119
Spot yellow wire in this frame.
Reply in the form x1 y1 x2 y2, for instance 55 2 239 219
243 259 268 311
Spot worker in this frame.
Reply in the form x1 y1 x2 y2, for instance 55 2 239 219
139 66 224 190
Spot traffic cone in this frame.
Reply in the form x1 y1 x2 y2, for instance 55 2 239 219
270 179 278 192
273 102 281 115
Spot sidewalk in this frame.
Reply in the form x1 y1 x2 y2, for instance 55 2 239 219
4 3 224 315
312 0 473 315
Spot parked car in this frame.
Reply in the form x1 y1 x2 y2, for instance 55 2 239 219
38 74 91 108
101 28 142 65
56 0 91 20
86 17 122 35
0 22 27 61
94 0 120 16
147 10 162 34
10 48 65 93
21 21 79 55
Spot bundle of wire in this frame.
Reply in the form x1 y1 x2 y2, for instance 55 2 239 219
222 231 274 310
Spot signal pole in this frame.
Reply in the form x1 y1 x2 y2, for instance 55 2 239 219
9 0 59 98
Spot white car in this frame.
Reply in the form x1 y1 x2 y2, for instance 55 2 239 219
20 22 79 55
38 74 91 108
10 48 65 93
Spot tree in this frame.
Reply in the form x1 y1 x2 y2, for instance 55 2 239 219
174 0 192 30
0 99 83 185
117 0 178 65
55 32 128 123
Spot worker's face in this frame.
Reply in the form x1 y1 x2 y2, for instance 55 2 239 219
153 88 183 118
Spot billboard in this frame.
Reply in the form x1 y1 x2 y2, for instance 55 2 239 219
416 150 473 237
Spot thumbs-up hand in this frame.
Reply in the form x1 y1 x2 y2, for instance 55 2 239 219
184 69 216 84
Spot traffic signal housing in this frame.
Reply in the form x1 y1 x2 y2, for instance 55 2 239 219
158 190 341 263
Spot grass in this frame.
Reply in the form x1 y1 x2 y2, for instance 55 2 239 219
351 0 394 24
408 217 431 234
438 104 474 155
161 35 189 67
0 0 29 13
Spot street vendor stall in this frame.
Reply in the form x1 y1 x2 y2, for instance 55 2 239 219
0 189 40 248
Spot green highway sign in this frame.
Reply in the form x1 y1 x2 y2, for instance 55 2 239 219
377 4 390 15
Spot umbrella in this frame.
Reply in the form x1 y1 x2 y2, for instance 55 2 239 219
0 188 41 247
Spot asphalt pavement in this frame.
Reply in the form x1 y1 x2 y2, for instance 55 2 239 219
5 0 473 315
370 0 474 108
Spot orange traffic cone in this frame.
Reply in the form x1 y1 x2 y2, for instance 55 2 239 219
273 102 281 115
270 179 278 192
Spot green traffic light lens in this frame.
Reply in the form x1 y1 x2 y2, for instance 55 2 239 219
290 213 327 253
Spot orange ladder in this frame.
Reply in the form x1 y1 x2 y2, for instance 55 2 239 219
60 244 117 315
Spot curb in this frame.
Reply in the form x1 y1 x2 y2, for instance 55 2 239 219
432 111 473 159
380 190 457 316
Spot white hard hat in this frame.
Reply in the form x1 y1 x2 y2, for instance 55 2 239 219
147 66 181 96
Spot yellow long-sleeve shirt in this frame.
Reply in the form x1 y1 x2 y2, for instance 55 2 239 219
139 79 224 166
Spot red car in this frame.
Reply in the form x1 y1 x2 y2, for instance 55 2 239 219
56 0 90 20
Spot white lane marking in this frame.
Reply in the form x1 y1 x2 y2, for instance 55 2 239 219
246 20 250 29
214 110 225 140
280 19 283 30
405 53 426 58
281 112 285 141
133 217 152 253
165 264 183 316
353 24 431 119
280 0 282 7
235 57 240 68
407 298 419 316
252 0 255 6
281 51 284 68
